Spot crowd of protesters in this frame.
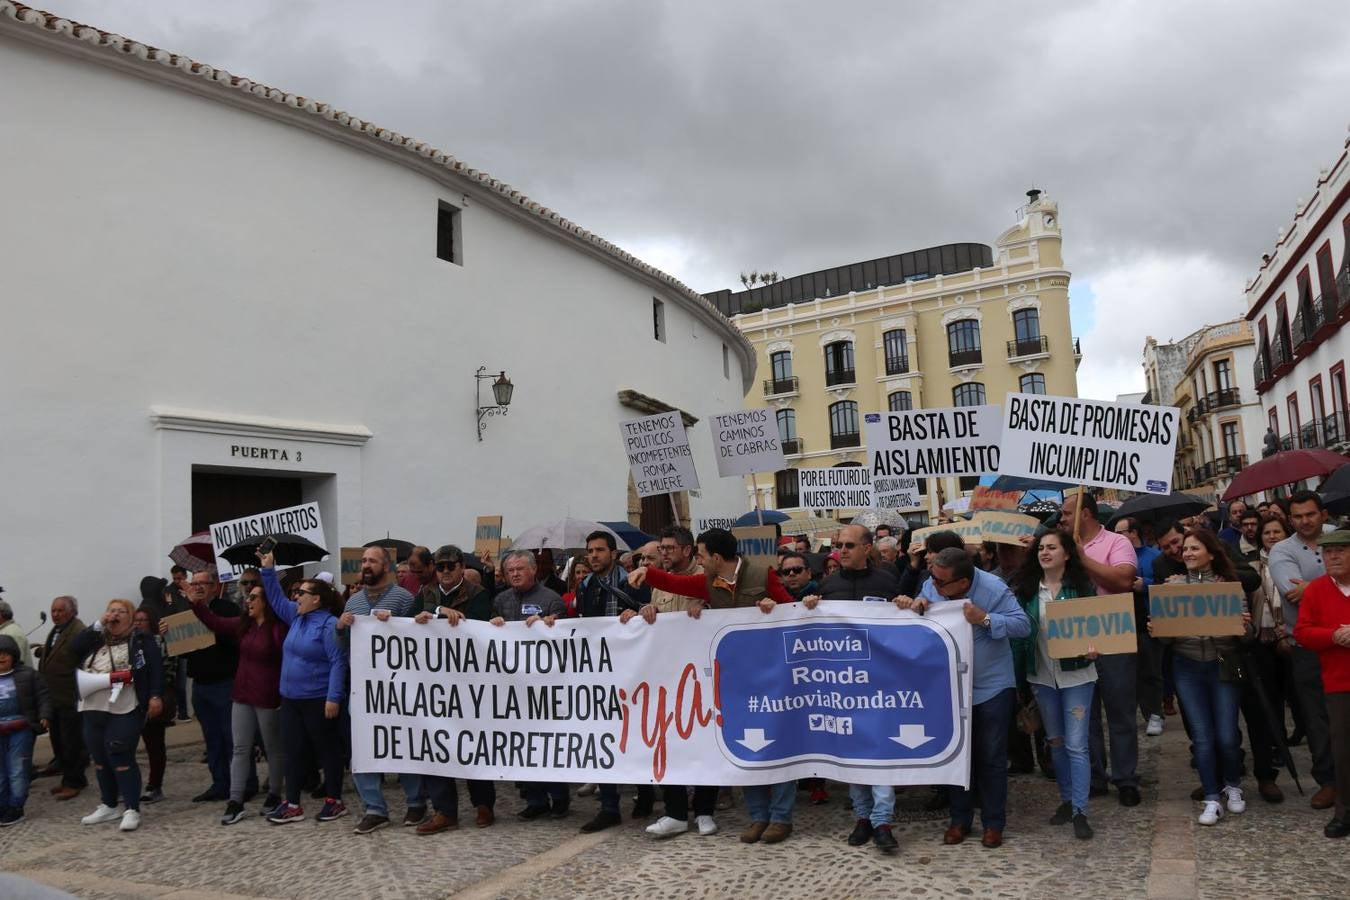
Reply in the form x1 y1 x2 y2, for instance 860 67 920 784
0 488 1347 852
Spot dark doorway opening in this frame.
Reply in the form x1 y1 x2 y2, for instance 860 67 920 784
192 470 303 533
639 494 675 536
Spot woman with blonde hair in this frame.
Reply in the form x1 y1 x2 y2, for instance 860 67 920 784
73 598 163 832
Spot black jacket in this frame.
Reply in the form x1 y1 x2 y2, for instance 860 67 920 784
818 565 901 602
184 595 241 684
72 628 164 710
0 635 51 730
575 568 648 618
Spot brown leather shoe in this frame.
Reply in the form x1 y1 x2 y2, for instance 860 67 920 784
35 764 62 779
739 821 768 843
1258 781 1284 803
1311 785 1337 810
981 828 1003 849
942 824 969 845
52 786 81 801
415 812 459 835
475 805 494 828
761 823 793 844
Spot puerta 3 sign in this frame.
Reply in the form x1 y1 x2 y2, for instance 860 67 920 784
711 602 972 784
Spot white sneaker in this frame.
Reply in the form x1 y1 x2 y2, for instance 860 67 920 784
645 815 689 838
1222 785 1246 814
81 804 122 825
577 783 598 797
695 814 718 836
119 809 141 832
1146 714 1164 736
1198 800 1223 826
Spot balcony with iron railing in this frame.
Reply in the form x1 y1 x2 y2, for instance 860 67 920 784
830 431 861 449
1254 355 1269 388
948 348 982 368
884 355 911 376
1214 454 1247 475
780 437 804 456
763 376 799 398
825 368 856 387
1006 335 1050 359
775 487 800 508
1325 411 1348 447
1271 333 1291 370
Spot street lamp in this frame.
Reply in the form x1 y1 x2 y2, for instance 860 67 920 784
476 366 514 441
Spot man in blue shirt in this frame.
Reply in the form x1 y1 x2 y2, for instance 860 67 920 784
897 547 1031 849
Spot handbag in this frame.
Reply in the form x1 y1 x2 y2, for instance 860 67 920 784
1217 650 1246 684
1015 697 1042 735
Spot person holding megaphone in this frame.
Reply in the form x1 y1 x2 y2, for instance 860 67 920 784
71 598 163 833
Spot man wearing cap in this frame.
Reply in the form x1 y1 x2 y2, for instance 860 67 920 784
1293 529 1350 838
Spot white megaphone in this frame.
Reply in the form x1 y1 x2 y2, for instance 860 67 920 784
77 669 125 704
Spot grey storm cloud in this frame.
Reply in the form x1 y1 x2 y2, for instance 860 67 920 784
44 0 1350 397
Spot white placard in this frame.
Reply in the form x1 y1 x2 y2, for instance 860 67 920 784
797 466 872 509
208 501 326 582
871 474 921 510
621 411 700 498
709 408 786 477
863 406 1002 480
999 393 1180 494
694 516 737 533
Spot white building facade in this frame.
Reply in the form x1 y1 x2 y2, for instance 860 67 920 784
0 5 754 623
1246 133 1349 455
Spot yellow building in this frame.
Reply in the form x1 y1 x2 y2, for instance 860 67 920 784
707 191 1080 522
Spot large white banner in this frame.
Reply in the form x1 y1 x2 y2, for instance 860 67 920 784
350 603 974 788
999 393 1180 494
863 406 1002 480
208 502 326 582
621 411 700 498
709 408 785 477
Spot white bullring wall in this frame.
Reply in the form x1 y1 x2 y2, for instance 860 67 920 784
0 31 752 623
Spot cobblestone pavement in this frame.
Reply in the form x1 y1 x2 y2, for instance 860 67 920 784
1 714 1343 899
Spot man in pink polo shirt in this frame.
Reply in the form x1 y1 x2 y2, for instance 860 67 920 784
1061 491 1141 806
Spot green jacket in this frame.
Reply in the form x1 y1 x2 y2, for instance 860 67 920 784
1012 584 1093 678
418 580 493 622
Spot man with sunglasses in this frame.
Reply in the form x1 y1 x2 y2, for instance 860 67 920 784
777 552 817 601
412 545 496 834
896 547 1030 849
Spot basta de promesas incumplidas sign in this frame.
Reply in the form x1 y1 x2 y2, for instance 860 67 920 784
349 603 974 788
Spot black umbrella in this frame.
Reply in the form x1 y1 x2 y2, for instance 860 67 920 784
364 538 415 562
1019 499 1061 523
1319 464 1350 514
1237 644 1305 796
222 533 328 566
1111 492 1209 524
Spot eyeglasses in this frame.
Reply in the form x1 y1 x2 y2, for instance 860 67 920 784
929 575 966 589
779 566 806 576
833 541 860 550
294 587 319 597
434 562 459 571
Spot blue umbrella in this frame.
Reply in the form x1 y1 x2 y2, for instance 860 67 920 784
987 474 1073 493
732 509 791 527
598 521 654 551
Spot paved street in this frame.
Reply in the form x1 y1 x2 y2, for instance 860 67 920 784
0 717 1341 899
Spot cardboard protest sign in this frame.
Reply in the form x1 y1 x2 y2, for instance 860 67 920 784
798 467 872 510
732 525 780 569
340 547 365 587
863 406 1002 480
977 511 1041 546
1148 582 1246 637
622 411 700 498
910 520 983 549
1000 393 1180 494
162 610 216 656
350 602 974 787
474 516 504 559
969 486 1021 512
209 501 326 582
1043 593 1137 657
709 408 785 477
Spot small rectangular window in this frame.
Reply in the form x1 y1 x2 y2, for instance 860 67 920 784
652 298 666 343
722 343 730 379
436 201 461 265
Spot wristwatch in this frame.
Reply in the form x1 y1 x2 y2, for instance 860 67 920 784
980 615 992 629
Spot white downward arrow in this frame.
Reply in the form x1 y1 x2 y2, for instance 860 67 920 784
890 723 935 749
736 728 775 752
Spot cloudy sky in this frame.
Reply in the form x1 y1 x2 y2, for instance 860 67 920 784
46 0 1350 400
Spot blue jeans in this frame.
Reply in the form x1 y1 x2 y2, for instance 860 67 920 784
193 680 235 795
353 771 425 817
82 710 144 811
1172 654 1242 800
1033 681 1095 814
951 686 1016 831
1089 652 1140 789
744 781 795 824
848 784 894 827
0 722 35 809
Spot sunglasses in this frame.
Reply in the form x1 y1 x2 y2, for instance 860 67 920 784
833 541 861 550
779 566 806 576
929 576 966 589
434 562 460 571
294 587 319 597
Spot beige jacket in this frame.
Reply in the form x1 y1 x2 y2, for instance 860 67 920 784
651 563 704 613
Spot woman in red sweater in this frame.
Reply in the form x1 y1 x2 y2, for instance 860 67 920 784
1292 529 1350 840
190 581 288 826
